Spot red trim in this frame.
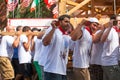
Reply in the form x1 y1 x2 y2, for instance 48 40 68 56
85 26 92 35
59 26 66 34
113 26 120 32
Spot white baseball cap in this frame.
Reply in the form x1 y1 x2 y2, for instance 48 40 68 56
89 17 99 24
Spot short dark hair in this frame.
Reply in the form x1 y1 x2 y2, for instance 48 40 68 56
58 14 70 21
31 28 39 32
16 26 22 31
110 15 116 20
22 26 31 32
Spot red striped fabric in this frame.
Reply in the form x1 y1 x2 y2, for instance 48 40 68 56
44 0 57 9
7 0 18 12
21 0 31 7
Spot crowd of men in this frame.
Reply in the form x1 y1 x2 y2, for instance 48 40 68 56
0 14 120 80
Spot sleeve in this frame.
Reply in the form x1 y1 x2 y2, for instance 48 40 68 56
20 35 28 43
7 36 14 47
42 26 55 45
107 28 113 41
41 26 52 39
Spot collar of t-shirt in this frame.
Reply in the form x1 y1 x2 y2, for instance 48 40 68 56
85 26 92 35
59 26 67 35
113 26 120 32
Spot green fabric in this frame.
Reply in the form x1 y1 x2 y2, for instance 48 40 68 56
35 0 39 5
33 61 42 80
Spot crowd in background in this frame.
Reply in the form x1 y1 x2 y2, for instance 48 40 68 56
0 14 120 80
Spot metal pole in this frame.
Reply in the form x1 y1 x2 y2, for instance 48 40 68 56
38 0 40 18
35 8 36 18
114 0 116 15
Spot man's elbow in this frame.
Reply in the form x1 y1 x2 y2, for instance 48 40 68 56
100 39 105 43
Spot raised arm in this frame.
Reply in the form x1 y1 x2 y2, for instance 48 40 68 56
70 19 86 41
12 31 21 48
42 20 57 46
92 24 105 43
70 24 83 41
23 34 32 51
100 21 113 43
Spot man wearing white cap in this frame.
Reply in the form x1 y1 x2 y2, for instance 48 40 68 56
85 17 99 35
70 17 106 80
70 17 100 80
89 18 105 80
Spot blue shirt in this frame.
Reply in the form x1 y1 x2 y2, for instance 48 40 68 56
12 48 18 58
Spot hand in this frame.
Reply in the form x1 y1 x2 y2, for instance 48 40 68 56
81 19 87 25
15 31 22 36
104 22 112 28
109 20 113 27
51 20 59 29
98 24 104 30
77 19 87 28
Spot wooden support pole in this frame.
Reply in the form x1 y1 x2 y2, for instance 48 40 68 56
67 0 90 15
91 0 95 17
0 31 45 36
59 0 67 16
66 1 79 6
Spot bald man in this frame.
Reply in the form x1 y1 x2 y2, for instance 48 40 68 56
0 26 20 80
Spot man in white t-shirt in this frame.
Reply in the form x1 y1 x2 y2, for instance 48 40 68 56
42 14 71 80
70 18 99 80
100 19 120 80
18 26 32 80
0 26 20 80
90 24 105 80
31 28 44 80
116 15 120 65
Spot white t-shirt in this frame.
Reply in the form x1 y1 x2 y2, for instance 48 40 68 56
18 34 32 64
31 36 37 57
43 26 71 75
0 36 14 58
101 28 119 66
90 30 104 65
33 39 42 61
38 27 52 66
38 45 49 66
72 27 92 68
118 45 120 61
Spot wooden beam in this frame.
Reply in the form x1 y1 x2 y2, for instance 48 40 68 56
67 0 91 15
76 14 91 18
91 0 95 16
59 0 67 16
66 0 79 6
117 8 120 13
